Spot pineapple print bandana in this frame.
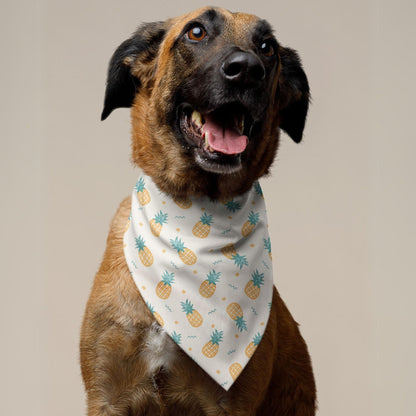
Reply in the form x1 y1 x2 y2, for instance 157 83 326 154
124 175 273 390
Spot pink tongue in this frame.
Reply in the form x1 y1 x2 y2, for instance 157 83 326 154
201 114 248 155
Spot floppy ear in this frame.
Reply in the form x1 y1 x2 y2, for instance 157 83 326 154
101 21 167 121
278 47 310 143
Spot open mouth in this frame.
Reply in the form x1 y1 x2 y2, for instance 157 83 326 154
178 103 255 174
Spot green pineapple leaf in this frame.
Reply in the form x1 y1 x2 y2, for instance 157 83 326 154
200 212 213 225
206 269 221 284
135 235 146 251
135 177 146 192
252 332 263 346
251 270 265 288
146 301 155 314
248 211 260 225
224 199 241 212
170 236 185 253
235 315 248 332
161 270 175 286
210 329 224 345
254 182 263 198
171 331 182 345
181 299 194 315
154 210 168 225
263 237 271 253
232 253 248 269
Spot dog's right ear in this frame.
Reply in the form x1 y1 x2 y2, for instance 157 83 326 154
101 21 168 121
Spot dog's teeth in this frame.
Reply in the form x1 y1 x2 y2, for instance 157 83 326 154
191 111 203 128
204 134 214 153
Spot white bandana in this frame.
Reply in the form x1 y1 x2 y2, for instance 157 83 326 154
123 175 273 390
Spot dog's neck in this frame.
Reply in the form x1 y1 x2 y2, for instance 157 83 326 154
137 166 258 200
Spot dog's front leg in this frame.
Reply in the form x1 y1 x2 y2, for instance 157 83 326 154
81 321 164 416
255 293 317 416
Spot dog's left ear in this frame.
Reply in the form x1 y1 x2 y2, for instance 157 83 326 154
278 47 310 143
101 21 168 121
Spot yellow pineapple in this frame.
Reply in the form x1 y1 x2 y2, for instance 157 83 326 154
149 210 168 237
135 236 153 267
244 270 265 300
241 211 260 237
192 213 213 238
202 330 223 358
245 333 263 358
181 299 203 327
227 303 247 332
173 196 192 209
170 237 197 265
154 312 164 326
199 270 221 298
229 362 243 381
135 177 151 206
124 217 130 233
155 270 175 299
146 302 164 326
221 243 237 259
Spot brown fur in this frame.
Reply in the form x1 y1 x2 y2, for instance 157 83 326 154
81 7 316 415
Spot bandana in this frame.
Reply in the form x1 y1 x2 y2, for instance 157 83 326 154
123 175 273 390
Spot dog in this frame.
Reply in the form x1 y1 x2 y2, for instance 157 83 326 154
80 7 316 415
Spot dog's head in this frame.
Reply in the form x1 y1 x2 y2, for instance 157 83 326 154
102 7 309 198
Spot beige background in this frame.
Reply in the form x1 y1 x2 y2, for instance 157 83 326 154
1 0 415 415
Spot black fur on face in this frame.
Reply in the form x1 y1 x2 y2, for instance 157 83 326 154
101 21 168 121
169 17 279 121
278 47 310 143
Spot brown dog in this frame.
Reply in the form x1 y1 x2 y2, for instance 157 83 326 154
80 7 316 415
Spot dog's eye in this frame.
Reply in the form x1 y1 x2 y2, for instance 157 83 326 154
260 40 275 57
187 26 207 42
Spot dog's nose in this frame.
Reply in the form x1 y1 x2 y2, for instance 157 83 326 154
221 51 265 84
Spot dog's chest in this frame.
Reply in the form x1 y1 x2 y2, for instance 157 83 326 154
142 323 178 374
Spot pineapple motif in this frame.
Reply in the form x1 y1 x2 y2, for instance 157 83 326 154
254 181 264 199
244 270 265 300
263 237 272 261
150 210 168 237
241 211 260 237
173 196 192 209
181 299 203 327
233 254 248 270
192 213 213 238
146 302 164 326
221 243 237 259
245 333 263 358
170 237 197 265
135 177 151 206
124 216 130 233
221 244 248 269
223 199 241 212
229 362 243 381
226 302 247 332
171 331 182 345
135 236 153 267
202 330 224 358
199 270 221 298
155 270 175 299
